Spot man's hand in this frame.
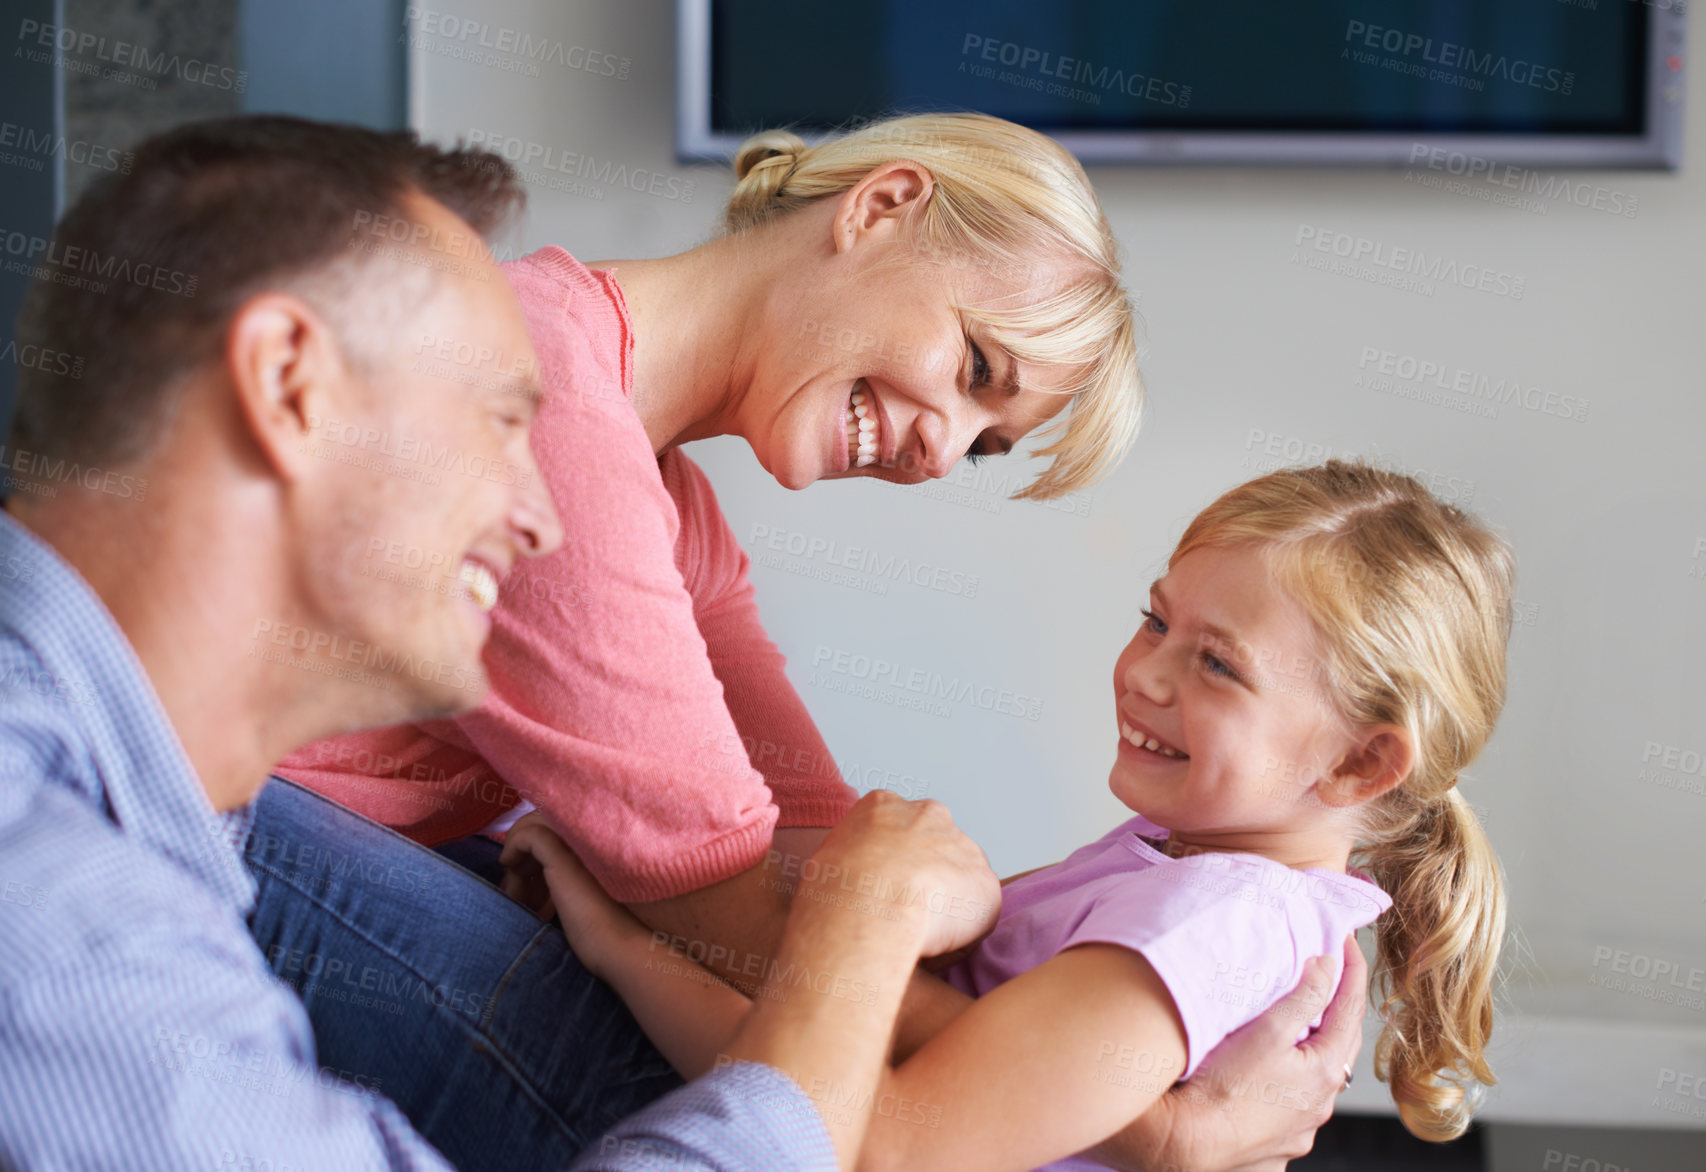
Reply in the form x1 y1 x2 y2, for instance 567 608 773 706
1093 934 1369 1172
800 791 1001 960
721 792 999 1170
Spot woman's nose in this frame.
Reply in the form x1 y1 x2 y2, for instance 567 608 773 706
510 456 564 558
908 408 975 481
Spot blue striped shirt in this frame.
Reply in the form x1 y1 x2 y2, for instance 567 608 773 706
0 509 835 1171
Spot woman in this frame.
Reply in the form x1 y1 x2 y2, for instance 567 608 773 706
245 113 1360 1171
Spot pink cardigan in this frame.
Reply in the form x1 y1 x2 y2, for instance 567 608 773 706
276 247 857 902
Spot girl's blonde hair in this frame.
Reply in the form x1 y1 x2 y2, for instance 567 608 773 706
724 113 1141 500
1172 459 1511 1142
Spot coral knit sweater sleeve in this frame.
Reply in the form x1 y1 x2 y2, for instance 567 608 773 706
274 246 857 903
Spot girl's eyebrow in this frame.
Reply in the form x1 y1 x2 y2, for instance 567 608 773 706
1150 578 1246 647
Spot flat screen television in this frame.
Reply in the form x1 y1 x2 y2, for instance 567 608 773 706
678 0 1685 168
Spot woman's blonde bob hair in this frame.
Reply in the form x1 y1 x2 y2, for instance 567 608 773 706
723 113 1142 501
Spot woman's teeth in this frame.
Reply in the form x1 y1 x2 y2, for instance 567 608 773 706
846 384 877 467
460 560 499 612
1121 721 1187 760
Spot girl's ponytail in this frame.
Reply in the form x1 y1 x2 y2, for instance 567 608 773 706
1359 786 1505 1140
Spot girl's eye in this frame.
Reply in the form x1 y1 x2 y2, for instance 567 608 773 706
1140 608 1166 636
1201 652 1236 679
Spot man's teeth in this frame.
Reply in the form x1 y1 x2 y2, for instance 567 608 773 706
460 560 499 612
846 384 877 467
1121 721 1187 760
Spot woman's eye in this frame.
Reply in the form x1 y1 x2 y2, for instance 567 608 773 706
969 340 991 388
1140 608 1166 636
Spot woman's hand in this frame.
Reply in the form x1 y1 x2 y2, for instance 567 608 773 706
499 812 644 979
1091 934 1369 1172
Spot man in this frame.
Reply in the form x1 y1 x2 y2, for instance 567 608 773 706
0 115 999 1170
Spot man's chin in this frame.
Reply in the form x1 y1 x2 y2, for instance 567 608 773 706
412 663 490 720
372 640 490 723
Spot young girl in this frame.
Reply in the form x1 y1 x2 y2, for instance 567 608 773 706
506 460 1510 1170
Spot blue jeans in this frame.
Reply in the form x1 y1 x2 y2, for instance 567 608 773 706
241 777 682 1171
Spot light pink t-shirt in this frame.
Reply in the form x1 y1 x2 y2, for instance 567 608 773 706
945 813 1388 1151
276 247 857 902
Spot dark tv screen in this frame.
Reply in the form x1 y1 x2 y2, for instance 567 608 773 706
708 0 1655 139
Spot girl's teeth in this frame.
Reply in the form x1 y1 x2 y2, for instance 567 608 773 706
460 560 499 612
1120 721 1186 760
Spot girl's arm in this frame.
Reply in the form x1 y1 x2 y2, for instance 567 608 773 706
856 944 1188 1172
553 898 1189 1172
503 815 755 1078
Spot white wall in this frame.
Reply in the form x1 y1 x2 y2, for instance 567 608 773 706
409 0 1706 1131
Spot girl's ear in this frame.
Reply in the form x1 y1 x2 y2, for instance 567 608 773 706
1317 726 1414 808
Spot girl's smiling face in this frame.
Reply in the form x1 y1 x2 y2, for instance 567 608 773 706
1109 543 1374 866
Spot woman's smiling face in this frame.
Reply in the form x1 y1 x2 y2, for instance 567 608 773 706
1109 543 1362 852
733 163 1082 491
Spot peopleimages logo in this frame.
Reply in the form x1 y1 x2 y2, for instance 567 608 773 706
959 34 1190 107
462 130 694 202
809 645 1044 721
1343 20 1575 94
15 19 248 92
1356 347 1589 423
748 524 980 599
404 7 632 80
1406 145 1639 219
0 122 131 174
1294 225 1526 299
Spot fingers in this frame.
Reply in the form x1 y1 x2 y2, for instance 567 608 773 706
499 870 524 902
1242 954 1333 1047
497 821 542 868
1309 935 1370 1066
499 818 576 870
498 856 551 920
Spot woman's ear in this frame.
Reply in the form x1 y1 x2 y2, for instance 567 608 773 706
1317 725 1415 808
831 160 934 254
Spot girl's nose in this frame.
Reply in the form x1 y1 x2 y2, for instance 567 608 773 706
1123 644 1176 706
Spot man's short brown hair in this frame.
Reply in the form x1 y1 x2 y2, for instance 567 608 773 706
9 115 525 472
